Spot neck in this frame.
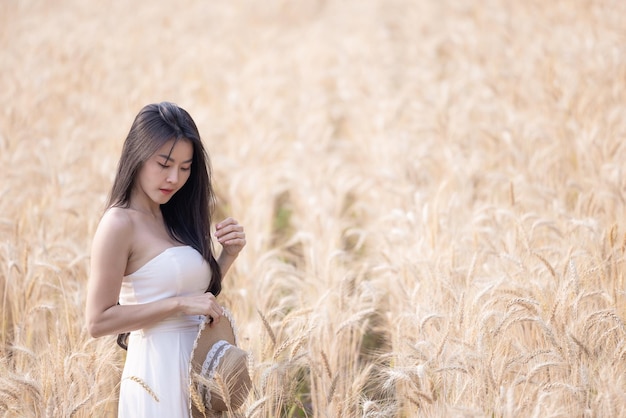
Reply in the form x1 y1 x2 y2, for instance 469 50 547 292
128 189 161 218
129 205 161 219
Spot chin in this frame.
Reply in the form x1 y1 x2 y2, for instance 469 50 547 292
152 195 173 205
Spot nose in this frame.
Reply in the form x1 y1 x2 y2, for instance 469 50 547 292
166 168 178 184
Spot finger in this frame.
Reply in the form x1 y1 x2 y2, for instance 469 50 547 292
219 230 245 240
217 231 245 243
210 308 223 324
215 224 243 238
216 217 236 230
220 237 246 248
206 308 220 321
224 237 246 245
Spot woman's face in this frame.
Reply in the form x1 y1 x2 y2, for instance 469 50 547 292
135 138 194 206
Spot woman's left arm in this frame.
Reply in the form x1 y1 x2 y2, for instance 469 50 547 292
215 217 246 276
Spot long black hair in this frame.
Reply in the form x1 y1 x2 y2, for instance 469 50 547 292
109 102 222 349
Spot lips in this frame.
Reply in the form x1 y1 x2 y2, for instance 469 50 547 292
160 188 174 195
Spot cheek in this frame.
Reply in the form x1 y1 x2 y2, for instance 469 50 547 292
140 164 167 187
146 165 165 182
137 167 153 186
181 170 192 185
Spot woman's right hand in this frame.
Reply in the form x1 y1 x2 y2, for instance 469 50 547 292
178 292 223 323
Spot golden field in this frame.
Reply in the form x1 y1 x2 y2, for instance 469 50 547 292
2 0 626 416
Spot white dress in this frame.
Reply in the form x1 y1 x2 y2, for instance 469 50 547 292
118 246 210 418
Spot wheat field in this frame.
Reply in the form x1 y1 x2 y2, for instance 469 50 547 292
1 0 626 417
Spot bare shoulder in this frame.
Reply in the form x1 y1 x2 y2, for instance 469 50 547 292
100 206 134 231
92 207 135 255
88 207 136 330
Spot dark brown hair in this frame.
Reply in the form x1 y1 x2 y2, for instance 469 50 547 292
109 102 222 348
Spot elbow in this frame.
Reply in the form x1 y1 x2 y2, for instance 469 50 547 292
86 315 107 339
87 322 102 339
86 301 118 338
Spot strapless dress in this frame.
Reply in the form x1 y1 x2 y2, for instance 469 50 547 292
117 245 210 418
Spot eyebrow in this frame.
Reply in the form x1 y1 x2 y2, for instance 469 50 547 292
157 154 193 164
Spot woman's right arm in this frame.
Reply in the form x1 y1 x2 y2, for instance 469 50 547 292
85 209 221 338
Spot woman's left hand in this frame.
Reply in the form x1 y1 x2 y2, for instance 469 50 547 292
215 217 246 257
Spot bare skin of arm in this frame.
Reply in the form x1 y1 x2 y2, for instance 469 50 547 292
85 209 222 338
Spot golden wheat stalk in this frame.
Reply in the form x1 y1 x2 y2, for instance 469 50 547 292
123 376 159 403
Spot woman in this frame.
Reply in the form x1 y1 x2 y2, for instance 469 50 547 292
85 102 245 417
